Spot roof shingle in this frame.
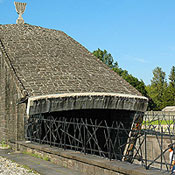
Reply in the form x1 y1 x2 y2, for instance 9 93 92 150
0 24 143 97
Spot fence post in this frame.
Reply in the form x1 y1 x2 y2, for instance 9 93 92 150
144 131 148 169
161 126 163 170
50 115 52 147
84 121 86 155
39 114 42 144
63 117 66 150
109 127 112 160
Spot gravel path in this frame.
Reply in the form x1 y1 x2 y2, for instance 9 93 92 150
0 156 40 175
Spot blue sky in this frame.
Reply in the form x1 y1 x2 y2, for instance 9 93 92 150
0 0 175 85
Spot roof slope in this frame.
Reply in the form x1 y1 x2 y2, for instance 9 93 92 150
0 24 142 97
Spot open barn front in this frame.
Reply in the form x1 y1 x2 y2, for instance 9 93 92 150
25 109 144 161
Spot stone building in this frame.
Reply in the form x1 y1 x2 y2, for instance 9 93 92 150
0 22 148 160
162 106 175 111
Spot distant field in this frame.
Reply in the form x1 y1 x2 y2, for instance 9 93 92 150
143 120 175 125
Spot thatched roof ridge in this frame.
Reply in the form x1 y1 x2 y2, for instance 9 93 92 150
27 92 148 115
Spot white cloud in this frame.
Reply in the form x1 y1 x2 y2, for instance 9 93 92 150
119 53 149 64
135 58 148 63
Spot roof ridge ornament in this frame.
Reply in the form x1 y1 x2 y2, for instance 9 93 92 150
14 1 27 24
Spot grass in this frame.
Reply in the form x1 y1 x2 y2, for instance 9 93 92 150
142 120 174 125
23 151 50 161
0 140 11 149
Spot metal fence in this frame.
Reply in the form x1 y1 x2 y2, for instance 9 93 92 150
25 112 175 173
26 114 133 160
135 112 175 173
143 112 175 134
134 126 172 172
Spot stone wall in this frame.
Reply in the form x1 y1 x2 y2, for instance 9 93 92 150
0 50 6 140
0 51 26 142
16 141 167 175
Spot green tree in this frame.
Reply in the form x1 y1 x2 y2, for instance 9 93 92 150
145 85 157 110
168 66 175 105
169 66 175 87
146 67 167 110
93 48 118 68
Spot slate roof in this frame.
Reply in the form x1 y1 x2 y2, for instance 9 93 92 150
0 24 143 97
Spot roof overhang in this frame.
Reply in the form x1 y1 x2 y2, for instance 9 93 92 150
26 92 148 117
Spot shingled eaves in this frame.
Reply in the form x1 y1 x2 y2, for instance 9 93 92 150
26 92 148 116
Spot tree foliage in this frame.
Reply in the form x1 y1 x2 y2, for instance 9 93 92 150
93 49 118 68
169 66 175 87
168 66 175 106
146 66 175 110
146 67 166 110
